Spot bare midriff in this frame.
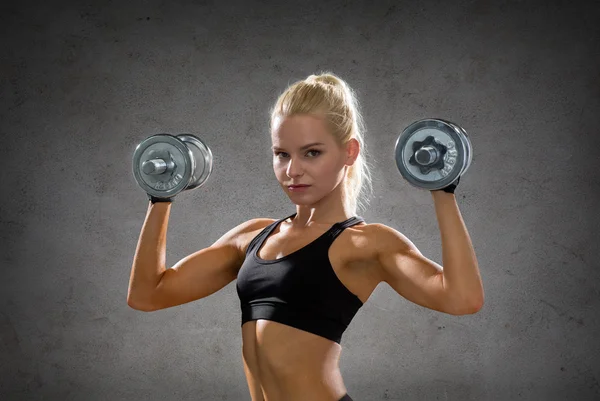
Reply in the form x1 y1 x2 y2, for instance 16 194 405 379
241 320 347 401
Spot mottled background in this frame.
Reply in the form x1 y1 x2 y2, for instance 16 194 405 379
1 0 598 400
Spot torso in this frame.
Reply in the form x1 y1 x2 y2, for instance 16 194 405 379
236 217 381 401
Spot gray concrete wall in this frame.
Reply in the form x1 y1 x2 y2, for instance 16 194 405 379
1 0 598 400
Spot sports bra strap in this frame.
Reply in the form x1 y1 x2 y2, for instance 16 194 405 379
328 216 365 241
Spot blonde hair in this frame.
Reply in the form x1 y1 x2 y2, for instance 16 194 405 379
269 72 374 215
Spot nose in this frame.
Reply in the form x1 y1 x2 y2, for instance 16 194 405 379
286 156 304 178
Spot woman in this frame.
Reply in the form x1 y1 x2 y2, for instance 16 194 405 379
127 73 484 401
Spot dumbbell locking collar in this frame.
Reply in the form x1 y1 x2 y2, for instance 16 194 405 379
409 135 448 174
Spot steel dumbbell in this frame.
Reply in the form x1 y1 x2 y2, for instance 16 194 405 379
132 133 213 199
394 118 473 191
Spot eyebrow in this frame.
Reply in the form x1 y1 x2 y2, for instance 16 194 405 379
271 142 325 151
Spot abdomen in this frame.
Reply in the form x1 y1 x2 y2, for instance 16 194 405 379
241 319 347 401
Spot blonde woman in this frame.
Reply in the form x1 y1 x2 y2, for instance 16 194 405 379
128 73 484 401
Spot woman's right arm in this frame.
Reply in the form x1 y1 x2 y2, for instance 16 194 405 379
127 201 270 312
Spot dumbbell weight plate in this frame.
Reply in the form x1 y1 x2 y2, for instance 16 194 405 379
177 134 213 190
436 118 473 175
457 124 472 173
394 118 471 191
132 134 194 198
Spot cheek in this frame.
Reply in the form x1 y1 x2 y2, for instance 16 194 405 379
318 159 343 176
273 162 286 179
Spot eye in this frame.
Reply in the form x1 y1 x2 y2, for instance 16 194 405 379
273 150 321 158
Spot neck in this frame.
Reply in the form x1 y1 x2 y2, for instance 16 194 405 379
289 185 355 228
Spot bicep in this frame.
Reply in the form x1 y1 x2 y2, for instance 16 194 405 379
151 218 272 310
152 242 241 310
374 225 449 313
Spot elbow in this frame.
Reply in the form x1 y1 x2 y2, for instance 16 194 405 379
444 281 485 315
462 299 485 315
446 295 484 316
461 299 484 315
127 296 158 312
469 289 485 314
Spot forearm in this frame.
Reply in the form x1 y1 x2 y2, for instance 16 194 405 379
128 201 172 306
431 190 484 312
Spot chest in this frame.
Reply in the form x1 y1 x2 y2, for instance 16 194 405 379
243 224 380 304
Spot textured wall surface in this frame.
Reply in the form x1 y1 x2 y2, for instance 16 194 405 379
1 0 599 400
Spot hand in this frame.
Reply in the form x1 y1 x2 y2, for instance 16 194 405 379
434 176 460 194
148 194 174 204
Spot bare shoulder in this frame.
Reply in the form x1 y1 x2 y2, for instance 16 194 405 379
224 217 276 256
336 221 387 263
349 222 419 268
344 221 410 246
344 223 418 286
364 223 416 250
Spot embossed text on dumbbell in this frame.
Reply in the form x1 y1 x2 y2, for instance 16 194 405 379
154 173 184 191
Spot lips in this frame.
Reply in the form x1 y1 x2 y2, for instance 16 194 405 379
287 185 311 191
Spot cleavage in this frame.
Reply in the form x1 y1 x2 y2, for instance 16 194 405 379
257 224 330 261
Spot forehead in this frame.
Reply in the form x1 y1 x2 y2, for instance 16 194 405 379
271 114 333 145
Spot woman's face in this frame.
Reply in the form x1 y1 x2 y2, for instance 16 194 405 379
271 114 357 205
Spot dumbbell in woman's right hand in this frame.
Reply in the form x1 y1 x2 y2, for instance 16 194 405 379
132 133 214 203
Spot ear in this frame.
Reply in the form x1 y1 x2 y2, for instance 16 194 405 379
345 138 360 165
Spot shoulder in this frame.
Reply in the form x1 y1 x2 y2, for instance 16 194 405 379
231 218 277 255
354 222 417 257
211 217 275 255
238 217 278 232
217 218 275 242
348 223 420 283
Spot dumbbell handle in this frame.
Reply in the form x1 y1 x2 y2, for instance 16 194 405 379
142 158 175 175
414 146 440 166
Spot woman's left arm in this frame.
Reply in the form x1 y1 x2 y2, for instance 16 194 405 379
430 190 484 312
373 191 484 316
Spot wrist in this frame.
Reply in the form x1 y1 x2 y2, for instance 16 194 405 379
148 194 174 204
431 190 455 199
